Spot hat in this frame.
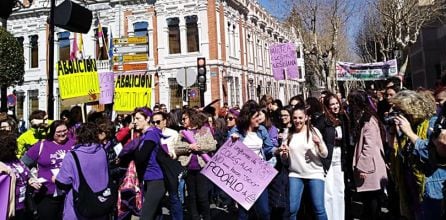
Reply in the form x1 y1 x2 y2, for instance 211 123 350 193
228 108 240 117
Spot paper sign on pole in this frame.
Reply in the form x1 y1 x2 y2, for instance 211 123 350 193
114 73 153 112
113 54 148 63
113 45 148 54
201 140 278 210
99 72 114 104
57 59 100 104
113 63 148 71
269 43 299 80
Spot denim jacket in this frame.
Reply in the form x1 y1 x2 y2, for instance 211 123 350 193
228 125 276 160
412 116 446 199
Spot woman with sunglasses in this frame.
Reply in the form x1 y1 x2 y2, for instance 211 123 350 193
172 108 217 220
21 120 76 220
228 100 276 220
280 104 328 220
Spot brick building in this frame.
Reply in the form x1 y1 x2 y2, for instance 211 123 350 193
5 0 303 121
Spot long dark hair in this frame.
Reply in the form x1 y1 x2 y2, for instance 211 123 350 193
237 100 261 135
323 92 344 126
182 108 208 129
287 104 314 145
348 90 385 143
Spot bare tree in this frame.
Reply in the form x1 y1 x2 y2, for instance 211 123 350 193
281 0 356 92
355 0 446 75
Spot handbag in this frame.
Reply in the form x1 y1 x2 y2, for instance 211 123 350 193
117 161 143 219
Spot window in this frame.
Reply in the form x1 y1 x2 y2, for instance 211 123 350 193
29 35 38 68
134 22 148 36
28 90 39 115
58 32 70 61
248 34 253 63
186 15 199 52
16 37 24 48
167 18 181 54
95 27 109 60
264 43 269 68
257 39 262 66
16 91 25 120
227 22 231 56
232 25 236 57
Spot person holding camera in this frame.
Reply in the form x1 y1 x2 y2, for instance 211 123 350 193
388 90 438 219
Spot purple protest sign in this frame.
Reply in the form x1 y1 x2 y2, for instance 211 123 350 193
99 72 115 104
0 175 11 220
201 140 278 210
269 43 299 80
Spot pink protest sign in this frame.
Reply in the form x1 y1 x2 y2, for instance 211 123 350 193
0 175 11 220
269 43 299 80
201 140 278 210
99 72 115 104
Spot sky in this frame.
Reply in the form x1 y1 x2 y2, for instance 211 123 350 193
258 0 367 62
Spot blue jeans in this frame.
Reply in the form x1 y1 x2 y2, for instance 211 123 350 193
238 189 270 220
289 177 327 220
169 191 183 220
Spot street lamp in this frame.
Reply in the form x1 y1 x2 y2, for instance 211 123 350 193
322 52 329 89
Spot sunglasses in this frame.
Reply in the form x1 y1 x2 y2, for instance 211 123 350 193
151 120 162 125
226 117 235 121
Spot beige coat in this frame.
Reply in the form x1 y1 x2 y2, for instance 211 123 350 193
352 117 388 192
172 126 217 168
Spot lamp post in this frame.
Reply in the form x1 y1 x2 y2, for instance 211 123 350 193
322 52 329 89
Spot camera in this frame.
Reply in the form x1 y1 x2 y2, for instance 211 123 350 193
383 110 401 124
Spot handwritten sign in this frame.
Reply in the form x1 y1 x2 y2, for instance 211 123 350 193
57 59 100 104
269 43 299 80
201 140 278 210
99 72 114 104
114 73 152 112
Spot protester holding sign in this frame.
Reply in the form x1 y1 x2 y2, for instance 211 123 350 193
172 108 217 220
0 131 31 220
280 104 328 220
228 100 276 220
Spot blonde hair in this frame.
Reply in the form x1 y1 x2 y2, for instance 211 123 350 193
390 90 435 124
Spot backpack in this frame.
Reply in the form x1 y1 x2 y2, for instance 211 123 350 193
71 150 118 218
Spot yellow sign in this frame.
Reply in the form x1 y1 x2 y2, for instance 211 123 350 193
57 59 100 103
113 36 148 45
114 73 153 112
113 54 148 63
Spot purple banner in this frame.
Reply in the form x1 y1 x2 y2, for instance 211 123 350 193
0 174 11 220
99 72 115 104
201 140 278 210
269 43 299 80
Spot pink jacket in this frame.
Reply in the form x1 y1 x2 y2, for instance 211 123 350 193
352 117 388 192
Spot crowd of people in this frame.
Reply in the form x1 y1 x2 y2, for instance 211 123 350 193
1 76 446 220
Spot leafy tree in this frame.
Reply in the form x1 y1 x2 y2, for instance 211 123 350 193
0 26 24 112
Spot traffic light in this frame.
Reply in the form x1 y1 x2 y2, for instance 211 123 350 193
197 57 206 91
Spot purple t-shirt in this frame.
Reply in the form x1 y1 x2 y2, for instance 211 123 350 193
56 143 109 220
142 128 164 181
4 160 30 210
25 138 75 196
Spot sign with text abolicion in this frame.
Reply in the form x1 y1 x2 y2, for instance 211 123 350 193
114 72 153 112
201 140 278 210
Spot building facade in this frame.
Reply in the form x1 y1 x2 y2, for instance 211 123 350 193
5 0 304 120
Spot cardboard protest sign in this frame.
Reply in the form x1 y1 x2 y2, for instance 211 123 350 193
201 140 278 210
269 43 299 80
57 59 100 105
0 175 11 220
114 72 152 112
99 72 114 104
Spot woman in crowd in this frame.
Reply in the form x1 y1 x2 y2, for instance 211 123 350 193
0 130 31 220
280 104 328 220
306 97 325 128
389 90 441 219
259 108 279 147
348 90 388 220
172 108 217 220
0 112 18 133
21 120 75 220
316 92 351 220
151 111 184 220
228 100 276 220
55 122 112 220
